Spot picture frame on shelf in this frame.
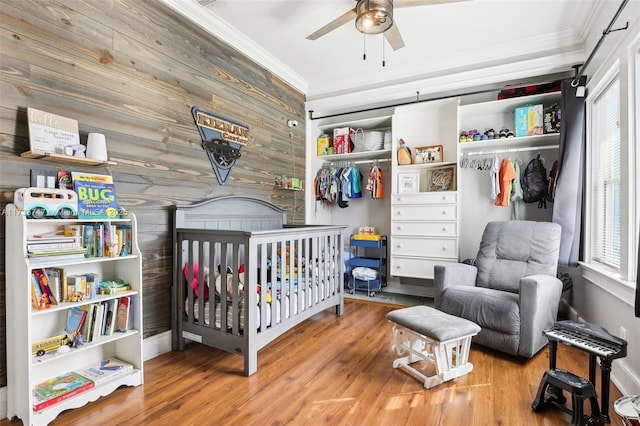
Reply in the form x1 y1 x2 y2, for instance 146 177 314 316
426 165 457 192
414 145 443 164
398 173 420 193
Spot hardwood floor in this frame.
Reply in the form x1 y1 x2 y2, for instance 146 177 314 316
3 299 627 425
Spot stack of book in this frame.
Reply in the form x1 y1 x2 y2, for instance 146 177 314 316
27 234 85 263
33 358 134 411
32 372 94 411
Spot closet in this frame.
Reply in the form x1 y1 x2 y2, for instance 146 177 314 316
457 91 560 260
305 89 561 297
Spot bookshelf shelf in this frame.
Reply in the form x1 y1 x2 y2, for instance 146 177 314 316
31 330 139 367
5 204 144 425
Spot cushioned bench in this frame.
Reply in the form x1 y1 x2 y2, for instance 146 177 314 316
386 305 481 389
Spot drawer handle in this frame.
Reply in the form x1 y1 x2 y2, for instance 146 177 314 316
442 210 447 215
442 226 447 232
397 226 403 231
396 244 402 249
442 246 447 251
442 195 447 200
397 211 402 216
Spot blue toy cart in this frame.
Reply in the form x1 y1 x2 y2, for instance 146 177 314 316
348 235 387 297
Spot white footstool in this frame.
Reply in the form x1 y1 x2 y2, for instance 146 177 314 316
386 305 481 389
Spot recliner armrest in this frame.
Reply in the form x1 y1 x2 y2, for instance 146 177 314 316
517 275 563 357
434 263 478 309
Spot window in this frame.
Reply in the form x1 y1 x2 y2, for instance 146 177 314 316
590 77 621 270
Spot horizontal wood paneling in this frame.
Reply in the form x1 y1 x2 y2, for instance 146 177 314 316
0 0 306 387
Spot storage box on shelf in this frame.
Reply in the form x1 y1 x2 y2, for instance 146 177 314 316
5 204 143 426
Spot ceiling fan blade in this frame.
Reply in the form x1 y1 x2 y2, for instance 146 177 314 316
306 8 357 40
395 0 468 8
384 23 405 50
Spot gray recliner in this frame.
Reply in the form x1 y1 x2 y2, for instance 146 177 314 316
434 220 563 358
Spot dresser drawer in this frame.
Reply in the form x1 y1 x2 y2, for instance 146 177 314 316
390 256 458 279
392 192 458 205
391 221 458 237
391 204 458 221
390 236 458 258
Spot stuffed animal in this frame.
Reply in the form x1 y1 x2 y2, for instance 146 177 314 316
183 262 210 300
214 264 245 297
276 246 298 267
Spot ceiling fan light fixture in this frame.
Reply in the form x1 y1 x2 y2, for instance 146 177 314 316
355 0 393 35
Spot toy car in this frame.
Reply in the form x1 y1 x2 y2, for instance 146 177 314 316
21 187 78 219
32 334 72 356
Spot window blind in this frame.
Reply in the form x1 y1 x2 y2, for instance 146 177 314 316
591 77 621 269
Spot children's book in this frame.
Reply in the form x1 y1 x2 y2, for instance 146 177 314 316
65 307 87 337
74 358 134 385
32 371 94 411
45 268 66 304
71 172 119 219
102 298 118 335
115 296 130 332
33 269 58 305
92 302 105 340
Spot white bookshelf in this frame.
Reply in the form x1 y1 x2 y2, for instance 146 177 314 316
5 205 144 425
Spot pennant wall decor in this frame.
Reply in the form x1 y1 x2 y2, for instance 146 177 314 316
191 106 250 185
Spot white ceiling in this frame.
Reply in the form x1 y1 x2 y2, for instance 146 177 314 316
162 0 608 102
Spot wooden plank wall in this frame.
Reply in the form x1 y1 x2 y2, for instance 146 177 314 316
0 0 307 387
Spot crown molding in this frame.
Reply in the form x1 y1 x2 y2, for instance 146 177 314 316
305 50 584 115
159 0 308 94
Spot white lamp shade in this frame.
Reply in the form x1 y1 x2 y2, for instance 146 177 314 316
86 133 108 161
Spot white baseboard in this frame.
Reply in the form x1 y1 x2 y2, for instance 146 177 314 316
0 386 5 421
143 330 173 362
1 332 174 420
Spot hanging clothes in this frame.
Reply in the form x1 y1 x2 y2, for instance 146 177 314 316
366 163 384 199
350 167 363 198
490 156 500 200
495 157 515 206
511 160 524 219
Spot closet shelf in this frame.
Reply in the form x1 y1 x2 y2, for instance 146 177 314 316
318 149 391 162
458 133 559 152
397 161 457 170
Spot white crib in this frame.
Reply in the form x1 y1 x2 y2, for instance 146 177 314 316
172 196 345 376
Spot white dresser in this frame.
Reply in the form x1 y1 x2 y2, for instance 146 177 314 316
390 192 459 279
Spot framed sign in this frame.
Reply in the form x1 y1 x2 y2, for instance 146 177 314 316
398 173 420 193
426 165 457 191
414 145 443 164
27 108 80 154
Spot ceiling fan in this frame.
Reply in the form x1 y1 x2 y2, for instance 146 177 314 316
306 0 466 50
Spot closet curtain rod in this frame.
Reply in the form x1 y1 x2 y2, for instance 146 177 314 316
309 78 566 121
461 144 559 157
571 0 629 87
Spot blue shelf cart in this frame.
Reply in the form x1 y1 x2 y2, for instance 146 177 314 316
348 235 387 296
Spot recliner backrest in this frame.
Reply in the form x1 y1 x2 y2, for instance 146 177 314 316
475 221 561 293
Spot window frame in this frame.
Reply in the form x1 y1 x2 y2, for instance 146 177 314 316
582 40 639 296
